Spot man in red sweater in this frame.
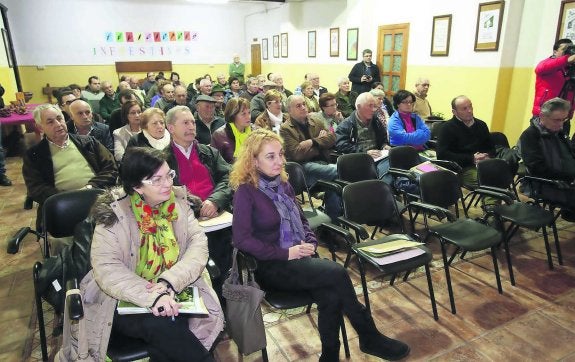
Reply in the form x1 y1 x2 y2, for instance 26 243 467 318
532 38 575 134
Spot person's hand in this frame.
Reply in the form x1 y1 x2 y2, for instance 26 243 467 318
301 139 314 148
568 54 575 63
151 293 181 318
383 145 391 150
334 111 343 121
145 281 168 295
361 75 368 82
367 149 382 159
288 242 316 260
474 152 489 164
200 200 218 219
318 129 328 137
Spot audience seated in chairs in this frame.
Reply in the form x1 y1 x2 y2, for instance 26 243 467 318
309 92 344 133
335 92 391 182
334 77 358 118
164 105 233 302
280 94 342 221
126 107 171 152
388 90 431 150
67 99 114 153
436 95 495 188
23 104 118 233
56 147 224 362
519 97 575 221
254 89 289 133
210 97 253 164
113 100 142 163
230 129 410 362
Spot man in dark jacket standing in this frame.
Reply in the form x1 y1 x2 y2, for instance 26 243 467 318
348 49 381 95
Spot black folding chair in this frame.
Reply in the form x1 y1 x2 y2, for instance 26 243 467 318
408 170 504 314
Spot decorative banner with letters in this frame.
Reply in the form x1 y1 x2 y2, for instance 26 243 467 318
92 30 199 58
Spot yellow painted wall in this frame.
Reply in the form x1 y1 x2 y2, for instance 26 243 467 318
19 64 233 104
0 66 18 104
20 61 533 146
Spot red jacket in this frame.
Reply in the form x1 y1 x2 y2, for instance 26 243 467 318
532 55 571 116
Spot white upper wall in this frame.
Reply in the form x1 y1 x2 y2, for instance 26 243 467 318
1 0 565 69
3 0 264 65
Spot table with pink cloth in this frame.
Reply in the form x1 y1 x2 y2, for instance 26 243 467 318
0 103 38 129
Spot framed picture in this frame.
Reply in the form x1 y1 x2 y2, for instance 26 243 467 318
281 32 288 58
308 31 316 58
262 38 268 60
346 28 359 60
474 1 505 51
556 0 575 41
430 14 452 56
1 29 13 68
330 27 339 57
273 35 279 58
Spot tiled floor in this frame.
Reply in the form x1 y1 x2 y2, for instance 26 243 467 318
1 154 575 361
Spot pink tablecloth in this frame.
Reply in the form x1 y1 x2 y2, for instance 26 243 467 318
0 104 38 127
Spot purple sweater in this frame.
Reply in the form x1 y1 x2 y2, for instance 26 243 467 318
232 182 317 260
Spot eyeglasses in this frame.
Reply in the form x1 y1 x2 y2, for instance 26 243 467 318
129 111 142 116
401 100 414 105
141 169 176 186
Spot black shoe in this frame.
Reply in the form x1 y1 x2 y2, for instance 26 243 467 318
23 196 33 210
0 174 12 186
360 333 410 361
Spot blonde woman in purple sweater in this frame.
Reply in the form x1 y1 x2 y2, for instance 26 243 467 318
229 129 409 362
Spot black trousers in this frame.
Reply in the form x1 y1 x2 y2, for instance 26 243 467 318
255 257 374 349
112 313 214 362
206 228 233 303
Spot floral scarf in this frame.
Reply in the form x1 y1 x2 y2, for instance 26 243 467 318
131 191 179 281
258 175 306 249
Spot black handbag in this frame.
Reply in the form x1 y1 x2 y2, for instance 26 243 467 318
222 249 266 355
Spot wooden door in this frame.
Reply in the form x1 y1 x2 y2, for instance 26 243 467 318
251 44 261 76
377 23 409 97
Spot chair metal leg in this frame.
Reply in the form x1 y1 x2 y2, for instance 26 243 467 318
262 347 269 362
501 225 515 286
33 263 49 362
356 257 371 314
424 264 439 321
340 315 350 358
541 227 554 270
490 246 503 294
551 221 563 265
439 240 456 314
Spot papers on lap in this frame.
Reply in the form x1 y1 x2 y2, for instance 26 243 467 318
373 149 390 162
410 160 446 175
198 211 233 232
357 239 425 265
117 286 208 315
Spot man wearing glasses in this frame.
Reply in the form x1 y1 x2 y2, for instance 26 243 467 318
348 49 381 94
520 97 575 221
309 92 343 132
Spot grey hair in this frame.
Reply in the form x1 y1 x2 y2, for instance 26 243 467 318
33 104 63 126
369 88 386 98
337 77 349 87
415 77 429 86
286 94 304 109
165 105 192 126
355 92 375 108
540 97 571 116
